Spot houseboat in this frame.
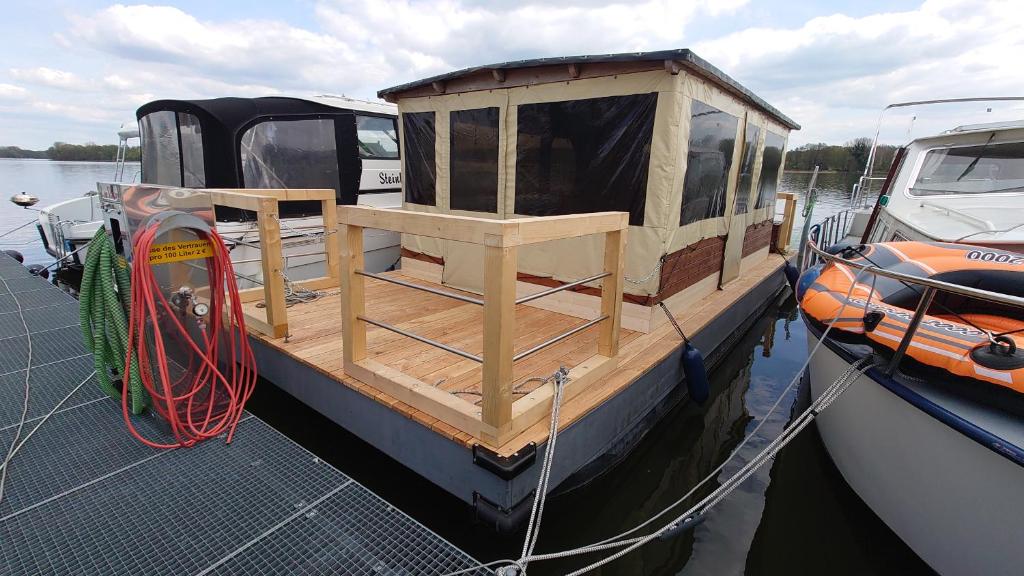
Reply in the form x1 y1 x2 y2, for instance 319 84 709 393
798 100 1024 574
230 49 801 528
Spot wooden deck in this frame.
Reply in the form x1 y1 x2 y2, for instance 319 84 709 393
243 253 786 456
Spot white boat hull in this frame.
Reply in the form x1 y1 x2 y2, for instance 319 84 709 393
808 334 1024 576
39 194 400 282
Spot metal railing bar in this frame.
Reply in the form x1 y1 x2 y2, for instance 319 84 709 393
357 315 483 363
512 315 608 362
886 286 936 375
355 269 485 306
806 242 1024 308
515 272 611 305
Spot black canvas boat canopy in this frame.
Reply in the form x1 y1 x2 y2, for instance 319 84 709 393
135 96 373 219
378 48 799 131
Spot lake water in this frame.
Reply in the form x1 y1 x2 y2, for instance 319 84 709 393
0 159 139 265
0 160 928 574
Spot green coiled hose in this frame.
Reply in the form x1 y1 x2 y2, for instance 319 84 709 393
79 228 149 414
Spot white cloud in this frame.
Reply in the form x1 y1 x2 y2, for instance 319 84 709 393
66 4 384 94
0 84 29 101
315 0 748 82
694 0 1024 144
3 0 1024 149
9 67 90 91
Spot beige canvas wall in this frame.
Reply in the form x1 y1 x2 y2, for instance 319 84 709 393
395 68 790 296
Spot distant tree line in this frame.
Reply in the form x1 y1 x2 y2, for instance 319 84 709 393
0 142 141 162
785 137 899 174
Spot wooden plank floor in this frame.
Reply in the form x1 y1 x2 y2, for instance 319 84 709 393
245 255 785 455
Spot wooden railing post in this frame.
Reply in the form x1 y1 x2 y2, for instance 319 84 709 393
776 192 798 252
481 242 516 444
321 197 341 284
257 196 288 338
599 228 626 357
340 223 366 367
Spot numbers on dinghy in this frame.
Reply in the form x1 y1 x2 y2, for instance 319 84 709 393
966 250 1024 265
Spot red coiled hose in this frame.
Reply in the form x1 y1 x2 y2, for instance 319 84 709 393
124 223 256 448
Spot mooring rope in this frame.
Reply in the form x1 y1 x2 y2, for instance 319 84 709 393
517 367 569 573
0 272 33 506
456 264 882 576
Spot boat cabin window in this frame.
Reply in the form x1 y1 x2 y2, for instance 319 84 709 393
140 111 206 187
910 140 1024 196
680 101 738 225
734 121 761 215
514 93 656 226
179 113 205 187
356 115 399 160
240 118 341 196
402 112 437 205
755 131 785 209
450 107 499 213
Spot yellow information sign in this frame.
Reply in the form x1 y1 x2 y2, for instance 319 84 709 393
148 239 214 264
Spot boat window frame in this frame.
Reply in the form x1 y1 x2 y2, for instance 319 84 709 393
903 139 1024 200
355 113 401 161
234 113 348 211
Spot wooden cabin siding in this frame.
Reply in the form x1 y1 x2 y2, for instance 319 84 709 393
656 235 726 302
742 220 774 257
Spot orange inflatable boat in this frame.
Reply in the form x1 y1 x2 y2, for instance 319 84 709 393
800 241 1024 393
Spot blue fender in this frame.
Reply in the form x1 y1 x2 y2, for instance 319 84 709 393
682 342 710 404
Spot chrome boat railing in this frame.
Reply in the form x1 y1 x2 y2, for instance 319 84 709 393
804 241 1024 374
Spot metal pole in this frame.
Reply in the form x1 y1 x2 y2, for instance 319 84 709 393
358 315 483 363
796 166 820 271
515 272 610 305
512 315 608 362
355 269 484 306
885 286 936 375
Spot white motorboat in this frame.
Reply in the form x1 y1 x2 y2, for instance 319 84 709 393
797 98 1024 575
37 95 403 286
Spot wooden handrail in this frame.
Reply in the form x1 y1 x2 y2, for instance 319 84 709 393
208 188 339 338
338 206 629 445
775 192 798 252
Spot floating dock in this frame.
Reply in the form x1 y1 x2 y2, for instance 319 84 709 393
0 255 487 575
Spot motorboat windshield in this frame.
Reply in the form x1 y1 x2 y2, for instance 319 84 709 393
910 139 1024 197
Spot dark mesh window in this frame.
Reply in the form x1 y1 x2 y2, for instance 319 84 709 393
240 118 339 215
514 93 656 226
450 107 499 212
140 111 205 187
680 100 738 226
755 131 785 209
403 112 436 205
733 122 760 215
140 110 181 186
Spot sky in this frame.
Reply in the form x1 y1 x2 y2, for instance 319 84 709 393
1 0 1022 149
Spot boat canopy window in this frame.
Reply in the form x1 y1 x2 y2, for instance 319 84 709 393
514 93 656 226
734 121 761 215
179 113 205 187
140 111 206 187
450 107 499 213
755 131 785 210
680 100 738 226
402 112 437 205
356 115 399 160
240 118 340 196
910 140 1024 196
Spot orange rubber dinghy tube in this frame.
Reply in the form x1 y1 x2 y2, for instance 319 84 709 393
800 241 1024 393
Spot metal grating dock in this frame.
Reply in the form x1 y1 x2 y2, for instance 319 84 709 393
0 256 488 575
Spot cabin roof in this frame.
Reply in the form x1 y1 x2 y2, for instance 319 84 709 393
136 96 395 128
377 48 799 130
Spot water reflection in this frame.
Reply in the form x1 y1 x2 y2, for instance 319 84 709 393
779 171 867 236
520 295 929 575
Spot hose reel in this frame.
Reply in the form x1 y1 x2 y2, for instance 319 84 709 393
81 210 257 447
